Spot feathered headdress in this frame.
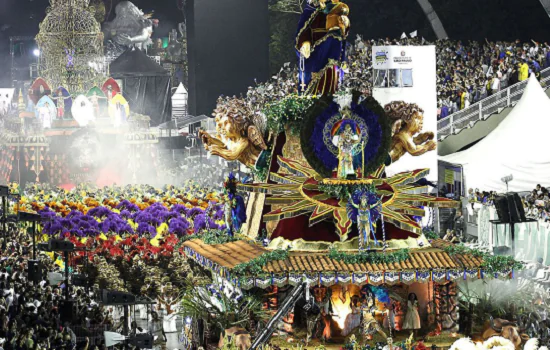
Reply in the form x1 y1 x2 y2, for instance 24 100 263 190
223 172 239 198
346 187 382 223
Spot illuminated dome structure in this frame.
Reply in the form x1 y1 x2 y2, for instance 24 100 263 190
36 0 108 93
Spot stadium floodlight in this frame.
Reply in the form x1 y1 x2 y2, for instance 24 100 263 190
501 174 513 192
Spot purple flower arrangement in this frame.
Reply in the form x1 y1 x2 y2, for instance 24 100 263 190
41 208 101 237
39 201 226 238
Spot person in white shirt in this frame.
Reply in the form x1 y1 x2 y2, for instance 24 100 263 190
5 294 12 311
486 65 494 77
491 75 501 95
530 40 539 57
482 63 489 76
463 90 470 109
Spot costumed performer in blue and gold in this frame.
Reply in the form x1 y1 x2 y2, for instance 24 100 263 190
296 0 350 95
223 173 247 236
356 195 376 249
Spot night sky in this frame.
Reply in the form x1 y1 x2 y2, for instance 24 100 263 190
1 0 549 49
1 0 550 86
0 0 183 37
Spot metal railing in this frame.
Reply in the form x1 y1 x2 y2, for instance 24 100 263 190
437 67 550 140
72 324 109 347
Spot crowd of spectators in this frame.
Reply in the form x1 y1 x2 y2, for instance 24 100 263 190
525 184 550 221
178 157 249 189
434 38 548 119
0 222 177 350
243 36 550 122
344 36 550 120
463 184 550 223
467 188 497 206
0 225 94 350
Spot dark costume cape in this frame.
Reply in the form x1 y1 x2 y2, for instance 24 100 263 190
296 4 348 95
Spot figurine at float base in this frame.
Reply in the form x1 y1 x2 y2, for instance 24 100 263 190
199 97 268 169
296 0 350 95
402 293 421 338
342 297 362 336
385 101 436 164
334 123 361 178
361 291 389 341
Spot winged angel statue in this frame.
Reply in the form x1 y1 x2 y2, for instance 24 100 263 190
199 97 269 169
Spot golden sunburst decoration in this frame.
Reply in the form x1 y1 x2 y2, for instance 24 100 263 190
239 156 459 241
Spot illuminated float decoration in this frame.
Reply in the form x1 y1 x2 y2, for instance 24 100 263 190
108 93 130 127
28 78 51 105
87 86 108 119
71 95 95 127
102 78 121 99
53 87 73 120
180 1 521 346
35 95 56 129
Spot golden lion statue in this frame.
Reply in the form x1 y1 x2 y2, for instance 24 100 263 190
199 97 268 168
384 101 436 164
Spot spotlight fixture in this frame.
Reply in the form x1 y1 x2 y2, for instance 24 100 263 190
500 174 513 192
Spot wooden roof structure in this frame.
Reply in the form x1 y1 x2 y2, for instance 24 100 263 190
182 238 485 275
183 239 267 268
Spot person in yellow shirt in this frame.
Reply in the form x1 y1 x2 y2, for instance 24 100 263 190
518 61 529 81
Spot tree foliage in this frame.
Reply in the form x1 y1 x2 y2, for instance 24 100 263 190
269 0 306 14
179 279 269 335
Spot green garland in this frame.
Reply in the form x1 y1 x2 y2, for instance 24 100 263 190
250 166 269 183
250 151 272 183
481 255 524 274
443 244 484 258
422 229 440 240
179 229 238 246
318 183 376 200
231 249 289 276
328 248 410 265
444 244 524 274
264 95 317 135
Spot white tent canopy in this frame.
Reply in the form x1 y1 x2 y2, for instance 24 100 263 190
440 74 550 193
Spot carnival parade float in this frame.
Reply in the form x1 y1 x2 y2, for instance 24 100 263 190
179 1 523 349
1 1 530 349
